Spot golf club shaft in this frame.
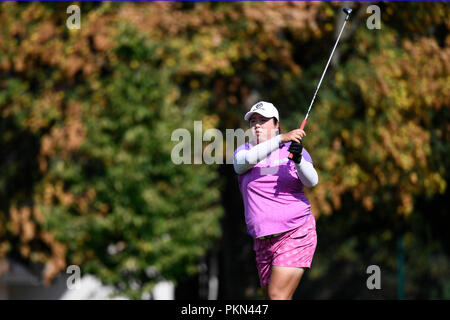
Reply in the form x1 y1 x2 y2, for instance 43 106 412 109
289 9 351 159
300 17 349 130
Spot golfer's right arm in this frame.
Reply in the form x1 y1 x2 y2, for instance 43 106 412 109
233 135 282 174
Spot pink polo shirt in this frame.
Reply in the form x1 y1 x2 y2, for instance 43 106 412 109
234 142 313 239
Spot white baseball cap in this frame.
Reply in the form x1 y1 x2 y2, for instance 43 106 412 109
244 101 279 121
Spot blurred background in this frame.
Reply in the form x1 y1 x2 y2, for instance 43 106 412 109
0 1 449 300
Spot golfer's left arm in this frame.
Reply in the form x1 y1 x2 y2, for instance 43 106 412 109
295 160 318 187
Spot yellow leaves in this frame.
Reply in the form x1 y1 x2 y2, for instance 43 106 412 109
324 23 334 32
308 181 342 216
93 33 114 51
323 5 335 18
374 166 386 185
190 79 200 89
129 59 139 69
352 134 363 149
123 257 139 272
202 114 219 131
40 101 85 161
61 54 84 79
24 91 64 133
362 196 374 211
346 163 362 188
42 181 72 207
376 118 429 175
84 9 117 51
35 21 58 44
409 172 418 185
381 37 450 112
341 129 350 142
307 187 331 216
386 6 394 16
14 53 26 73
166 57 176 67
9 21 26 37
331 190 342 211
424 173 447 196
370 41 438 114
0 56 11 72
392 80 414 111
180 45 194 59
32 206 45 224
397 193 413 217
19 243 31 258
22 220 36 243
9 206 30 237
157 181 171 194
68 27 80 36
137 241 152 254
5 11 65 73
247 1 321 35
38 179 97 216
90 79 102 91
5 205 53 263
40 231 67 285
167 88 181 104
390 62 403 78
119 2 308 77
258 52 268 61
210 29 223 48
335 71 344 88
309 26 447 217
438 177 447 194
142 188 165 210
20 3 45 24
398 153 414 172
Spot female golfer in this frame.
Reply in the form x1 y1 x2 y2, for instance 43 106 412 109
233 101 318 300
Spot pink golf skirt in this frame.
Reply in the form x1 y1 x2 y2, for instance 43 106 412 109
253 214 317 287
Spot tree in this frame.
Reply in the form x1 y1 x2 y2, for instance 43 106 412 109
0 2 222 299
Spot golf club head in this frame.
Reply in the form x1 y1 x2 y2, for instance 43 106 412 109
343 7 352 20
343 8 352 15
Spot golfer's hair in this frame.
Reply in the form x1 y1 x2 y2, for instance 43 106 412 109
273 118 281 134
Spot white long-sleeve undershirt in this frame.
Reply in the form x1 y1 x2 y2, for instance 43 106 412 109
233 135 283 175
294 159 318 187
233 135 318 187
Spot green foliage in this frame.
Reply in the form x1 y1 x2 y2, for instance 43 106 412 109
43 25 222 296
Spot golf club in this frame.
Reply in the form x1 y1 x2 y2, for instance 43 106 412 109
289 7 352 160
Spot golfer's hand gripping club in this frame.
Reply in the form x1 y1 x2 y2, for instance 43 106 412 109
288 141 303 164
288 7 352 161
